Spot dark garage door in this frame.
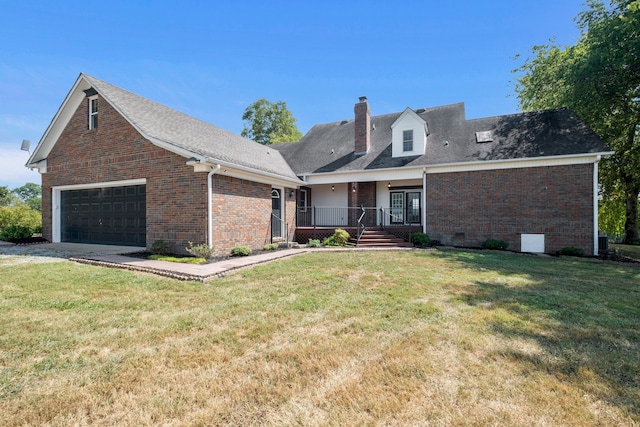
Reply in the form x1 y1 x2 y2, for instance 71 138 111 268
61 185 146 246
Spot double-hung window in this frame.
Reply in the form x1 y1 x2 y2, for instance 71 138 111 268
89 96 98 129
403 129 413 152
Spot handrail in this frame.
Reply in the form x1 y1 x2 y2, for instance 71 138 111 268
295 206 419 228
270 212 287 244
356 206 366 246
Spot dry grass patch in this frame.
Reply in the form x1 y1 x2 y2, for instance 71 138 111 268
1 250 639 426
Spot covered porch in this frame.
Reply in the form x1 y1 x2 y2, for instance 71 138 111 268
293 177 426 244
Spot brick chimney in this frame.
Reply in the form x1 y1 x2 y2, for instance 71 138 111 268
354 96 370 155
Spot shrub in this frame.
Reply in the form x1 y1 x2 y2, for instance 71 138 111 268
186 242 216 260
559 247 585 257
322 236 337 246
231 246 252 256
602 248 624 261
263 243 279 251
307 239 321 248
482 239 509 251
150 239 171 255
321 228 351 247
410 232 431 247
0 205 41 233
0 225 33 241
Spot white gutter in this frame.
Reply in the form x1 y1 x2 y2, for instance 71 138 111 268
208 164 221 249
593 155 601 256
422 167 427 234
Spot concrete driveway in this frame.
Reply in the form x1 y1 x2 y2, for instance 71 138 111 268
0 241 145 259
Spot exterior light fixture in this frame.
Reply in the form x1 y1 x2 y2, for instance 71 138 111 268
387 182 391 189
351 183 358 193
331 185 335 191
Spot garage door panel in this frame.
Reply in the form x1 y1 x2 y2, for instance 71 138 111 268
61 184 146 246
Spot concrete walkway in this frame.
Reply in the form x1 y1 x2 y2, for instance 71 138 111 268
71 248 312 282
1 241 415 282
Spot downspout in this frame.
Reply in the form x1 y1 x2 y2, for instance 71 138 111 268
593 155 601 256
208 164 221 249
422 167 427 234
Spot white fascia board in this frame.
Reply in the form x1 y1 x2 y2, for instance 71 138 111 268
302 152 614 185
391 107 426 129
424 152 614 174
214 166 302 188
26 74 91 167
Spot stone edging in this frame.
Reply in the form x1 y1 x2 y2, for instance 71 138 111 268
69 250 310 282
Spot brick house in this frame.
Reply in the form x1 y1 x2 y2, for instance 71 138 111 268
26 73 301 254
275 97 612 255
27 74 611 255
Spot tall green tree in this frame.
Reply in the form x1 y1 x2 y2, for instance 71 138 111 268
241 99 303 145
513 0 640 243
12 182 42 212
0 186 20 207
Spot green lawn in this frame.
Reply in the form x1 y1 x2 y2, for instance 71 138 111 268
611 243 640 262
1 249 639 426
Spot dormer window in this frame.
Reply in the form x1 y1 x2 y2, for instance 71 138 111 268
391 107 428 158
403 130 414 152
88 96 98 130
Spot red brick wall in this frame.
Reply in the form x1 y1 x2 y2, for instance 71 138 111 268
354 98 370 154
347 181 377 227
42 93 284 254
426 164 594 254
211 175 274 254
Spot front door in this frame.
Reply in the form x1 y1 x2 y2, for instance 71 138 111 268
406 192 421 224
389 190 421 225
390 192 404 224
271 189 282 238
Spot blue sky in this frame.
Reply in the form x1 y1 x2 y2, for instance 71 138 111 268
0 0 585 189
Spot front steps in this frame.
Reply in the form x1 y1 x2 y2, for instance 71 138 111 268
352 229 414 248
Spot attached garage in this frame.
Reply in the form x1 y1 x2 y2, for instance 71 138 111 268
59 184 146 246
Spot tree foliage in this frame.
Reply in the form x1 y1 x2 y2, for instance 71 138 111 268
12 182 42 212
0 186 20 207
241 99 302 145
513 0 640 243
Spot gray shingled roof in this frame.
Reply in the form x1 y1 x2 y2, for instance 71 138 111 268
83 74 300 182
274 103 611 175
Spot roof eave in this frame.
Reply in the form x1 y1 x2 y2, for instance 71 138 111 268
26 73 90 166
184 151 302 186
300 151 614 183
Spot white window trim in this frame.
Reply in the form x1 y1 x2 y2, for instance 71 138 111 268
271 187 285 239
403 130 414 152
88 95 98 130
